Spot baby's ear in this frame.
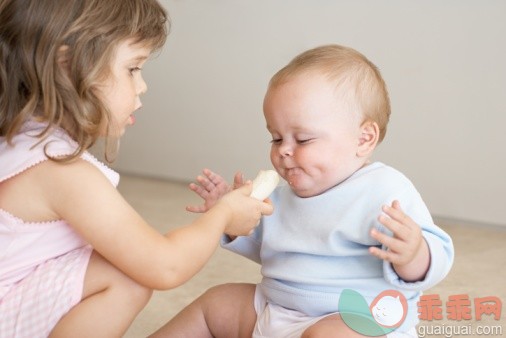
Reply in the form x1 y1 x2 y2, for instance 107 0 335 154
357 120 379 157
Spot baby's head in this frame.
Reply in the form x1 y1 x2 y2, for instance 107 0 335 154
263 45 390 197
268 44 390 142
0 0 168 160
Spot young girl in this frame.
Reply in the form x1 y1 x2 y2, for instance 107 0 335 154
0 0 272 337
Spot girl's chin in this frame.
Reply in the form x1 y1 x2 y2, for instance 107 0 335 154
128 114 136 125
107 127 126 138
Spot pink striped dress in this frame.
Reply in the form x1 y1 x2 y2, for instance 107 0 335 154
0 121 119 337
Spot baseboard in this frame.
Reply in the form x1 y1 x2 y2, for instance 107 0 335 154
433 215 506 230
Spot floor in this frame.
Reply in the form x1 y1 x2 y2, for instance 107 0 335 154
119 174 506 338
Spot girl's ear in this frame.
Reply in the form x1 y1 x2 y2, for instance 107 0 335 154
357 120 380 157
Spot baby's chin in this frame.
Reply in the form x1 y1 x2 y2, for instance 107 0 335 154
291 180 343 198
290 185 326 198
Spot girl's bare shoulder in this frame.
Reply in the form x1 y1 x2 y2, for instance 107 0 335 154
0 158 115 223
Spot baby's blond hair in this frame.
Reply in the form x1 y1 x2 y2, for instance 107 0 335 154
269 45 391 143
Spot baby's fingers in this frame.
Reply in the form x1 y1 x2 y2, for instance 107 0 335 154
203 168 226 187
370 228 405 253
369 246 401 264
378 212 410 241
189 182 209 198
382 201 414 228
196 174 216 193
233 171 244 189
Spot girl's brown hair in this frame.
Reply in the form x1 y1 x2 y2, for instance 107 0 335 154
0 0 169 161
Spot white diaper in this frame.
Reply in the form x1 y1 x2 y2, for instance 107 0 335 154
252 285 418 338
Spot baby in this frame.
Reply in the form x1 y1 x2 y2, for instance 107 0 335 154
150 44 454 338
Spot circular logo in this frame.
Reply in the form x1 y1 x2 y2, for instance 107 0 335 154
339 289 408 336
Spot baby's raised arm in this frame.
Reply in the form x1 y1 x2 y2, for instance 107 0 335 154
185 169 241 213
369 200 431 282
186 169 279 212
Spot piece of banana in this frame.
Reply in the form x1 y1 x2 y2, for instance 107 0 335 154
250 170 280 200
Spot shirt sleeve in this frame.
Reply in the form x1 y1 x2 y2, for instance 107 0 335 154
384 225 454 290
220 223 263 264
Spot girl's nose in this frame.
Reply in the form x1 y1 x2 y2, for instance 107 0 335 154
137 76 148 95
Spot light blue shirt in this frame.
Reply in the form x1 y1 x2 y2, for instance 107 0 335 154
223 162 454 332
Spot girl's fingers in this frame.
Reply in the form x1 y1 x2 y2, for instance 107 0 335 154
260 200 274 216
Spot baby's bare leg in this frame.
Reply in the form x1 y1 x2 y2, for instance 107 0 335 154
302 314 386 338
149 283 257 338
49 251 152 338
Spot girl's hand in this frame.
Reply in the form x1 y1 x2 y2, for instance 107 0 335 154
186 169 244 213
369 200 430 282
214 182 273 237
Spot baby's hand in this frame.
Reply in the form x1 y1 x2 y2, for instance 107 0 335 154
369 200 430 281
186 169 244 213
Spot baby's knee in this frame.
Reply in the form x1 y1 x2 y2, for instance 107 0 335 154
301 327 327 338
199 283 255 304
302 326 343 338
301 314 355 338
199 283 235 301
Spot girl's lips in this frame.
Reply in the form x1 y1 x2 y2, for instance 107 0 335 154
129 114 136 125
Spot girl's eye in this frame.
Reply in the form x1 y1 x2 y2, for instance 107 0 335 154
129 67 142 75
270 139 282 144
297 139 312 144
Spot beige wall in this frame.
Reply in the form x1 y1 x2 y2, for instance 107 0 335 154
114 0 506 226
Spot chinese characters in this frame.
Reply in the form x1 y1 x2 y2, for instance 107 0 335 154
418 294 502 321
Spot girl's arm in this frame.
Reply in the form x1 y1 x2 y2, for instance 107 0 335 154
40 159 272 290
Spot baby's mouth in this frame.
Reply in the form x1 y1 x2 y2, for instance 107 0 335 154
285 167 302 176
